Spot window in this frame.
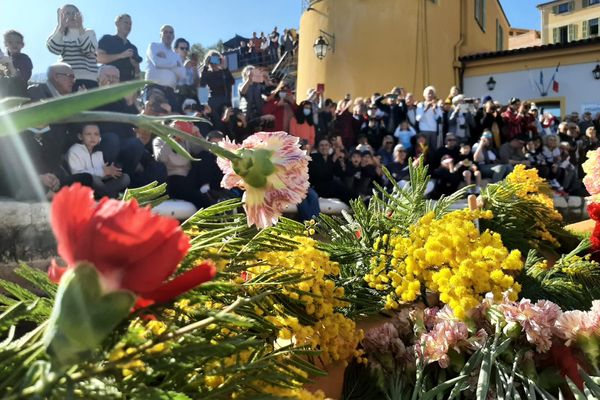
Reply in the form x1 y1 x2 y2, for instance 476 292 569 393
553 26 570 43
496 20 504 50
475 0 486 31
588 0 600 6
591 18 599 36
557 2 571 13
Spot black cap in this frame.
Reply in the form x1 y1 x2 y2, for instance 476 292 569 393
509 97 521 105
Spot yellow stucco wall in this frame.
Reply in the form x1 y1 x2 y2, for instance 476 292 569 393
296 0 509 102
539 1 600 44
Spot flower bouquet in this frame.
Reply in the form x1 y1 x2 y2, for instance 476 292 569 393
2 83 600 399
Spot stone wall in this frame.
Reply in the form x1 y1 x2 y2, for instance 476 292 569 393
0 200 55 278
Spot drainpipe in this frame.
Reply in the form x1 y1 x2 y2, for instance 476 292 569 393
453 0 466 90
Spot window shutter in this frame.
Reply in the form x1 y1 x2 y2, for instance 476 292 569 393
583 20 589 38
568 24 578 40
569 0 576 10
483 0 487 31
583 0 589 7
553 5 559 13
553 27 559 43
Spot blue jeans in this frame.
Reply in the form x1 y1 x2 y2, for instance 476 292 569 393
98 132 145 177
296 187 321 221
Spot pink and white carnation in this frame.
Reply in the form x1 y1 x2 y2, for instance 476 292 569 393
500 299 561 353
582 149 600 201
217 132 310 228
555 300 600 345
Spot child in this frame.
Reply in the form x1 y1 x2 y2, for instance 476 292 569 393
394 120 416 152
1 30 33 97
454 142 481 194
67 123 130 198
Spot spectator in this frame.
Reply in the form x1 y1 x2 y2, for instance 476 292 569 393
583 126 600 152
448 95 475 143
317 98 336 140
501 98 523 142
173 38 199 105
130 96 169 187
199 50 235 126
97 14 142 82
472 130 509 182
430 155 463 199
145 24 185 111
541 112 558 136
377 135 396 167
94 65 145 178
289 100 316 147
524 136 548 178
363 104 387 148
394 119 416 152
431 133 460 169
269 27 280 63
478 100 503 147
308 138 351 203
1 30 32 97
221 107 249 142
281 29 294 56
454 142 482 194
195 130 238 205
416 86 443 151
239 65 266 122
411 133 430 166
154 121 210 209
555 141 581 195
374 89 407 135
47 4 98 90
405 92 418 129
248 32 261 63
262 82 297 133
387 144 410 187
499 135 528 167
67 123 129 198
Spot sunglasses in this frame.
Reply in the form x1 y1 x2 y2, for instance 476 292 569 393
179 47 189 51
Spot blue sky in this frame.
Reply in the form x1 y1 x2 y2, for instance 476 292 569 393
1 0 539 75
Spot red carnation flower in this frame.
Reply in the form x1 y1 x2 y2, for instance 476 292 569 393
48 184 215 306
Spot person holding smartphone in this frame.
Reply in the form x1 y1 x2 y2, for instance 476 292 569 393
199 50 235 127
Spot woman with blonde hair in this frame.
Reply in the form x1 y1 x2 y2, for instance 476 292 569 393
47 4 98 90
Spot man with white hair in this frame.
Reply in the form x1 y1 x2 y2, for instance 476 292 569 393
27 62 75 101
97 14 142 82
145 24 185 111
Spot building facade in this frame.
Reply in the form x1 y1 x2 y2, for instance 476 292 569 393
538 0 600 44
462 38 600 117
296 0 510 101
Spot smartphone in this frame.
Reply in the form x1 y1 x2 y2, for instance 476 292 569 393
209 55 221 65
316 83 325 94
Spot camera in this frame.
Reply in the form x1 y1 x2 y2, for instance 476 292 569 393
464 98 476 104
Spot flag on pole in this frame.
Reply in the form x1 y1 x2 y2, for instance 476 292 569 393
549 63 560 93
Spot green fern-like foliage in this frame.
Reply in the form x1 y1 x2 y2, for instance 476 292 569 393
480 179 579 256
519 239 600 310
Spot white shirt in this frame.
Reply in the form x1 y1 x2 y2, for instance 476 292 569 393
67 143 105 177
416 102 443 132
146 42 186 88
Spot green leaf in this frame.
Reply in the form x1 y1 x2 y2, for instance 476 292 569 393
0 80 145 134
43 263 135 369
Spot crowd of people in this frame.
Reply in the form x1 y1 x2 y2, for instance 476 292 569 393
233 27 298 68
0 4 597 221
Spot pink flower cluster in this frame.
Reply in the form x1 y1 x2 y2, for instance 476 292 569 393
582 149 600 201
555 300 600 346
500 298 561 353
419 306 486 368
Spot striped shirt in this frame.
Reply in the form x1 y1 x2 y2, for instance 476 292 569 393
47 29 98 82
